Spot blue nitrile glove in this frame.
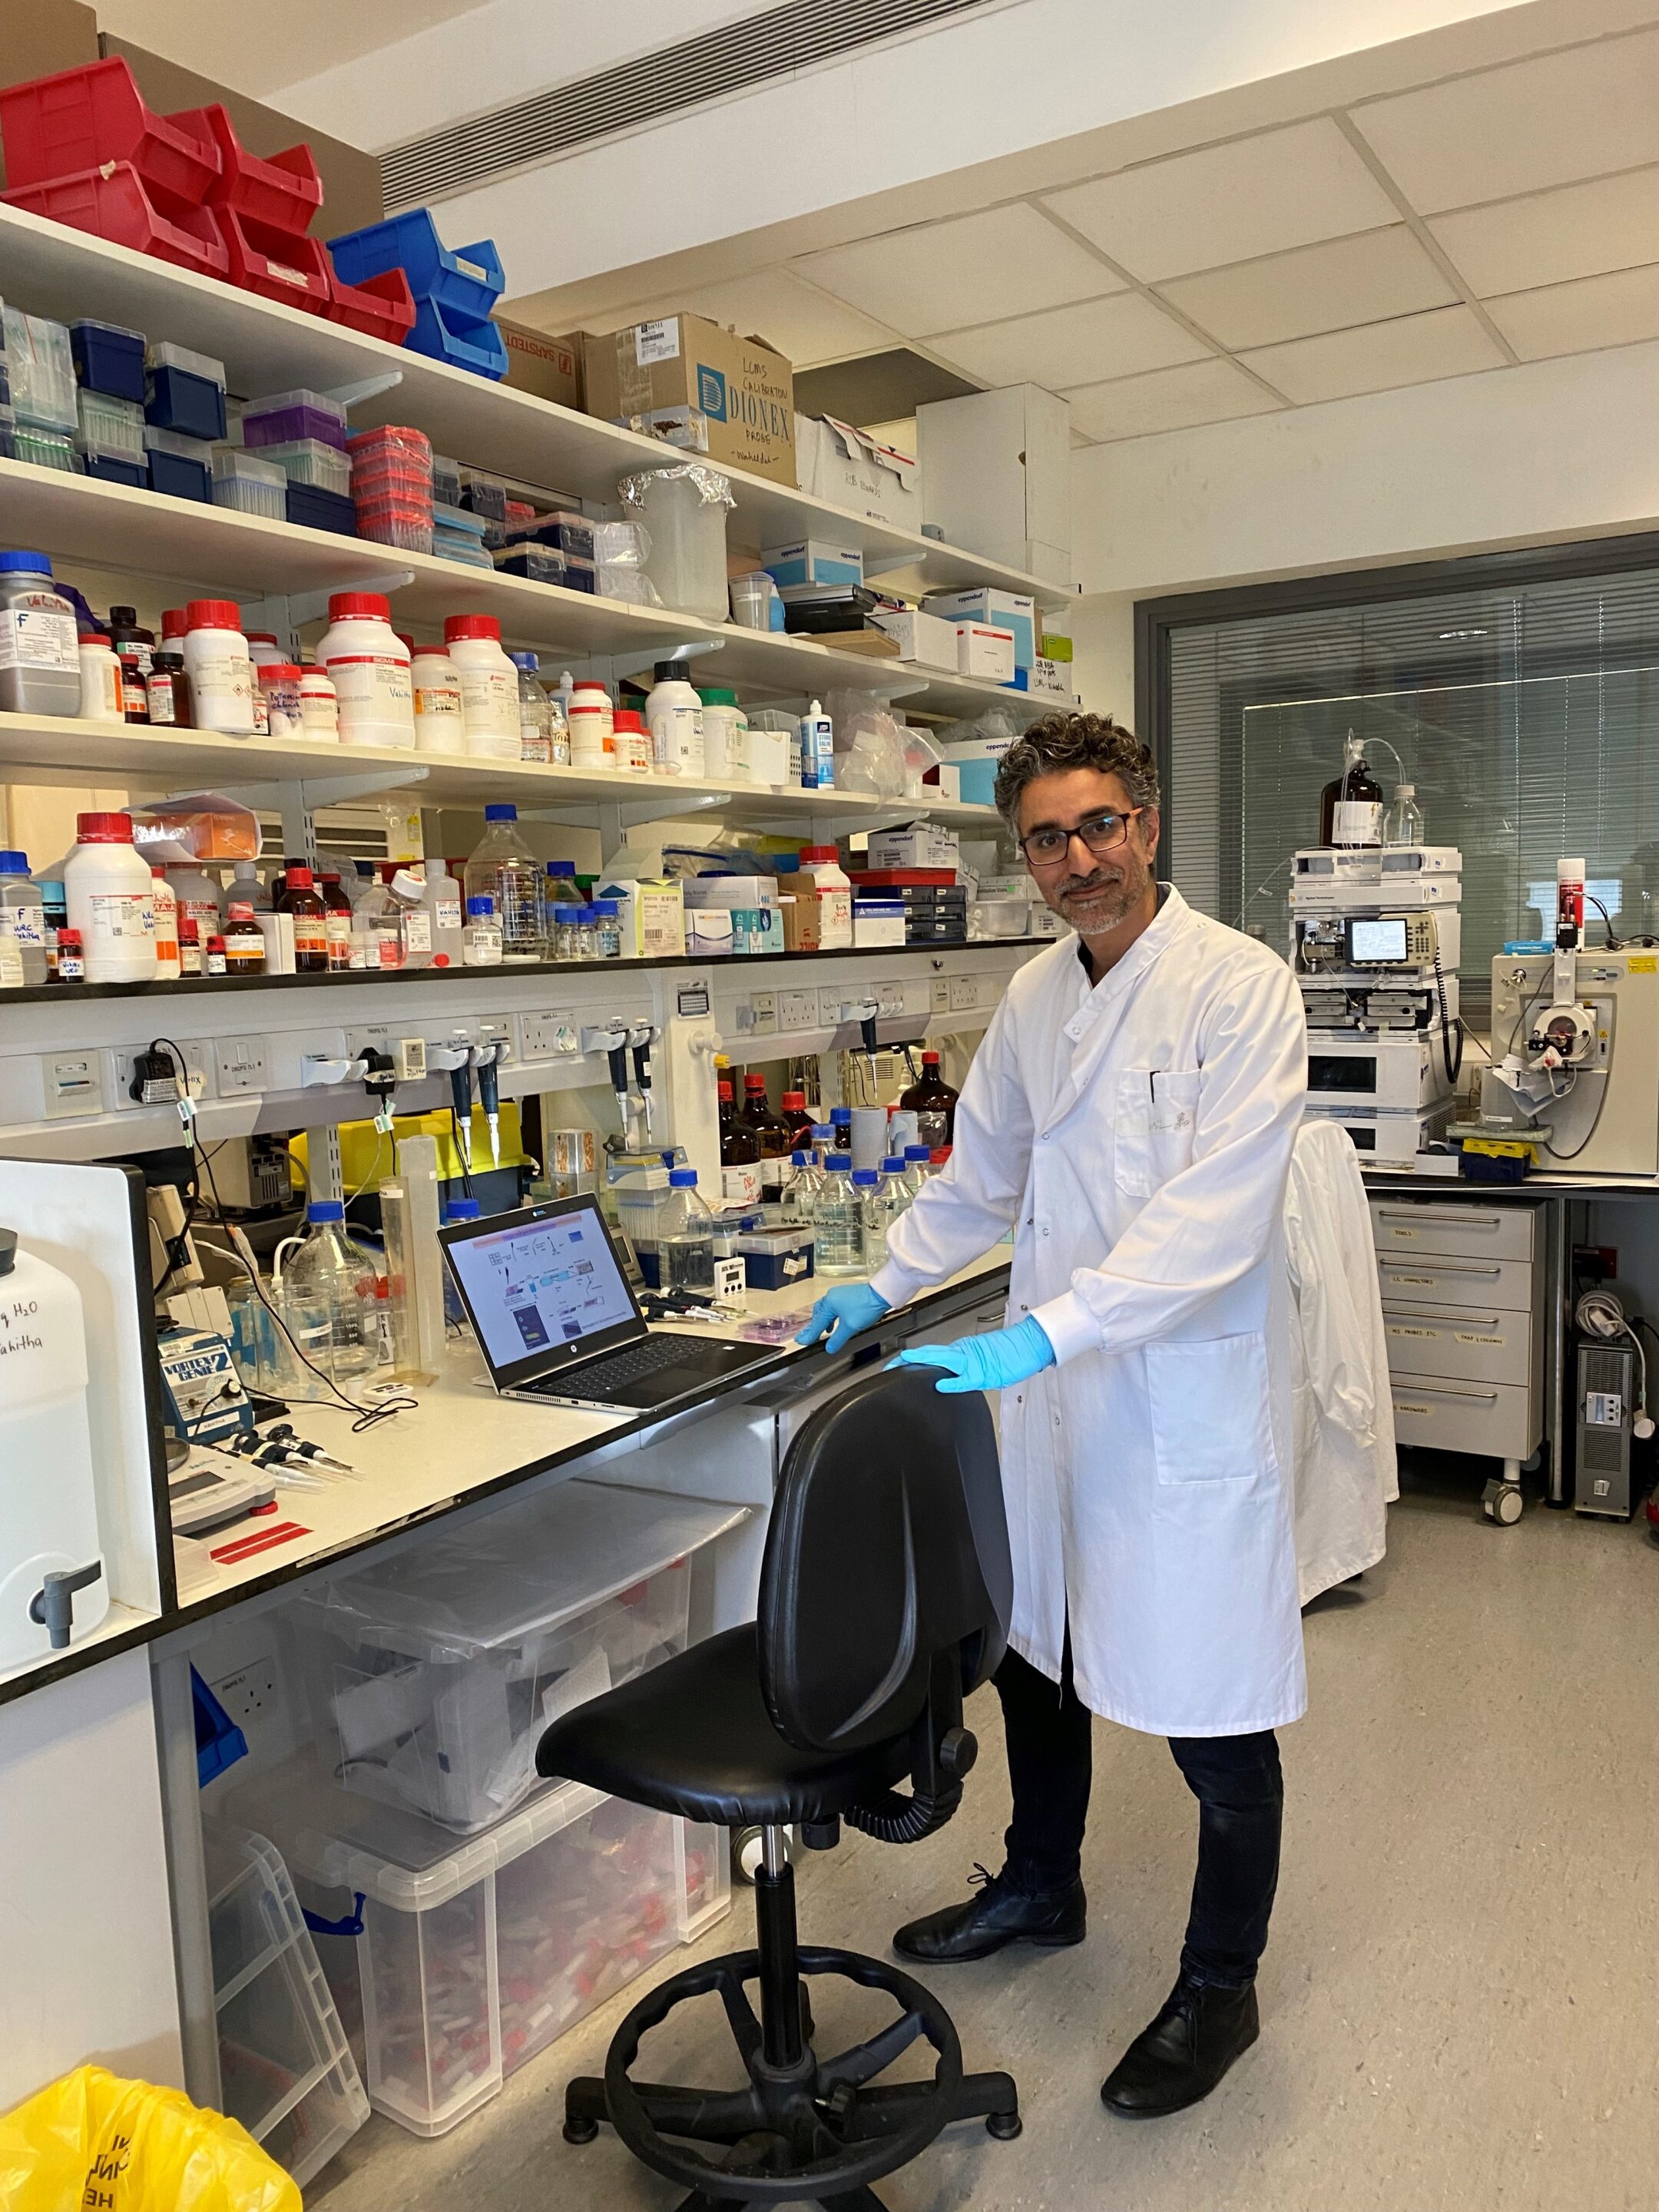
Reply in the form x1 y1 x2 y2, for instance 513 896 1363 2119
892 1314 1057 1394
796 1282 891 1354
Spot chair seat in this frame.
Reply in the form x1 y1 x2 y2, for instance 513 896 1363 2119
536 1623 912 1827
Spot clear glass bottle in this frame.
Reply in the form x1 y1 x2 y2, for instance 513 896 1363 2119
658 1167 716 1294
809 1121 836 1170
591 896 623 959
462 894 502 965
901 1144 933 1202
464 803 545 962
549 903 581 961
283 1199 378 1381
1382 783 1426 847
512 651 551 763
813 1157 865 1277
545 687 571 766
780 1149 824 1230
571 903 599 960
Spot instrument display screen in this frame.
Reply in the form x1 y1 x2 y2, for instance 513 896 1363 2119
1347 916 1411 964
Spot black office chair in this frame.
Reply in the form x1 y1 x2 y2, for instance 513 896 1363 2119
535 1365 1022 2210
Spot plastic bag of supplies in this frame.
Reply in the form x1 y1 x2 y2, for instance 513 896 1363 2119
0 2065 300 2211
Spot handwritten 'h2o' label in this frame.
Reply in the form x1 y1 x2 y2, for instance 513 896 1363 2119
0 1295 44 1360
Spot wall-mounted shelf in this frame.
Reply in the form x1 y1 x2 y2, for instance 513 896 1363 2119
0 201 1075 610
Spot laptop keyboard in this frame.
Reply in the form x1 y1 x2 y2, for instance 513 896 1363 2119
526 1335 700 1396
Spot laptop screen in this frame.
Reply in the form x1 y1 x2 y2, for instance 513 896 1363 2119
438 1196 645 1388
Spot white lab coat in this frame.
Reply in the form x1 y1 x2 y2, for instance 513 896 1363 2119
1283 1117 1397 1603
870 887 1310 1739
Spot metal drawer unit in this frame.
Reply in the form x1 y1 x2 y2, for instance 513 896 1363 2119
1369 1197 1546 1524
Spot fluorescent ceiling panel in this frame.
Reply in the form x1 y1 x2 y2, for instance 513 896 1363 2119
932 291 1208 389
1429 167 1659 300
1061 358 1282 442
1238 305 1505 405
1158 225 1456 351
1353 28 1659 212
1485 263 1659 361
1040 118 1400 282
794 205 1111 336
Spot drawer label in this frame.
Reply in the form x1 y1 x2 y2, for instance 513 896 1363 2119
1387 1273 1437 1286
1628 956 1657 975
1389 1326 1436 1339
1396 1402 1432 1416
1454 1331 1504 1346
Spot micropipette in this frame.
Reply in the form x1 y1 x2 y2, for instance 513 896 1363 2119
630 1028 654 1138
449 1058 473 1165
476 1042 504 1166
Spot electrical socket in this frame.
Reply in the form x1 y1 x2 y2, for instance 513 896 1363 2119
780 989 816 1032
948 977 981 1011
214 1036 270 1094
818 988 847 1028
521 1011 580 1060
876 981 906 1019
931 979 952 1012
211 1659 278 1727
112 1041 211 1109
747 990 777 1036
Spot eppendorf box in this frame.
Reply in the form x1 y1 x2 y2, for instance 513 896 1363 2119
583 315 796 486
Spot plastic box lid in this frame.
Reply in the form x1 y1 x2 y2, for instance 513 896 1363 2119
286 1478 742 1664
212 445 286 488
71 316 145 345
147 339 226 386
143 422 214 459
244 386 347 427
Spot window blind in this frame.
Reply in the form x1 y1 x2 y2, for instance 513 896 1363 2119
1164 565 1659 1011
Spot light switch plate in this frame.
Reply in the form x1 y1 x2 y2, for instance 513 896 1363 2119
931 979 952 1012
214 1036 270 1094
42 1051 106 1119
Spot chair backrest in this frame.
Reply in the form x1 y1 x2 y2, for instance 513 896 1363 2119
757 1366 1013 1757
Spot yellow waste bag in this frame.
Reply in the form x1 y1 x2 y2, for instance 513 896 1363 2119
0 2065 300 2212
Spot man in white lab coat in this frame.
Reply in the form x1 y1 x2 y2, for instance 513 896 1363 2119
800 712 1309 2118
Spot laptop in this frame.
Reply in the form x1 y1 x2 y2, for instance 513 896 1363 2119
438 1193 770 1413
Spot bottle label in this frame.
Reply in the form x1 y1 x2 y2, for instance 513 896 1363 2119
293 915 328 959
520 724 551 763
402 910 433 954
8 909 44 947
1333 800 1382 844
87 891 154 943
651 702 701 775
204 949 226 975
188 648 253 727
84 654 122 719
463 926 502 965
722 1164 762 1207
145 673 177 724
0 602 78 672
250 686 270 734
119 667 148 717
327 652 412 715
434 897 462 931
325 914 353 962
459 665 518 737
300 690 339 735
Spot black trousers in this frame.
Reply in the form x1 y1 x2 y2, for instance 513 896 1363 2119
995 1636 1283 1989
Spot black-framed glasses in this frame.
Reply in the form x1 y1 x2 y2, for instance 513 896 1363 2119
1018 807 1146 869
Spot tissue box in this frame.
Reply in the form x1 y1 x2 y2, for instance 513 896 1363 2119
853 898 907 948
955 623 1016 683
870 608 959 670
867 821 961 871
685 906 735 957
762 538 864 589
923 588 1036 670
596 877 684 957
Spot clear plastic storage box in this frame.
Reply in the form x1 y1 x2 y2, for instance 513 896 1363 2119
255 435 352 497
227 1756 730 2137
242 386 349 449
279 1480 743 1833
202 1820 369 2188
211 445 288 519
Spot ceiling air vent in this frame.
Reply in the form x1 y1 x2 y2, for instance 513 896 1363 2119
381 0 993 210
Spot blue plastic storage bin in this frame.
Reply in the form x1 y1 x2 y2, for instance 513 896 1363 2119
145 440 212 502
145 361 227 442
285 482 357 536
408 296 508 380
84 453 147 487
192 1665 249 1788
327 207 503 321
70 318 145 402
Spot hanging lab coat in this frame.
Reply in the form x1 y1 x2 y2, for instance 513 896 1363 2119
1283 1116 1398 1604
869 887 1309 1738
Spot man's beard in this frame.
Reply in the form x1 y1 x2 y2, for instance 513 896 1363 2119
1053 846 1153 934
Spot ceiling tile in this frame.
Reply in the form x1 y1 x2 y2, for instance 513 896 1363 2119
1060 359 1283 442
1237 305 1505 404
793 206 1111 337
588 271 896 366
1158 225 1456 350
1428 167 1659 300
1352 28 1659 213
1485 262 1659 361
1040 118 1401 282
930 291 1208 390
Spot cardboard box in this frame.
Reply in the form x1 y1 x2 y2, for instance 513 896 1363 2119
685 906 735 957
762 538 863 588
583 314 796 487
853 899 907 948
594 876 684 958
871 607 959 671
794 413 922 529
1031 656 1073 700
955 623 1016 683
493 317 584 410
781 888 853 952
922 587 1036 669
682 876 780 909
867 822 961 871
916 383 1071 588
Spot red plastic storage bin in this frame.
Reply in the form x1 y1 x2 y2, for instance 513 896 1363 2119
218 207 333 312
2 164 228 279
0 58 219 210
170 104 323 230
324 263 415 348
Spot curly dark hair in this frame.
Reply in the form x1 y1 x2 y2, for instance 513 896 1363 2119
992 712 1161 824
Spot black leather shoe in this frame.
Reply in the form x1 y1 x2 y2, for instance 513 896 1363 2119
893 1863 1086 1964
1100 1977 1259 2118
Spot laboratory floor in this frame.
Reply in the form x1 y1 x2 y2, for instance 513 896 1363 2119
311 1466 1659 2212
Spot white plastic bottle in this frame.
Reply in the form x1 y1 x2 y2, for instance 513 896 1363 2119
299 665 339 738
77 632 123 722
568 680 614 769
798 844 853 950
64 812 156 982
182 600 255 735
149 866 180 981
0 851 48 985
0 1226 110 1667
800 698 835 790
410 644 463 753
445 614 519 761
318 592 414 750
645 659 704 777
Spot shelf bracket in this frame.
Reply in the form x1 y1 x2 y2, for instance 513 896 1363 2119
237 573 417 653
324 373 404 412
514 790 725 848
